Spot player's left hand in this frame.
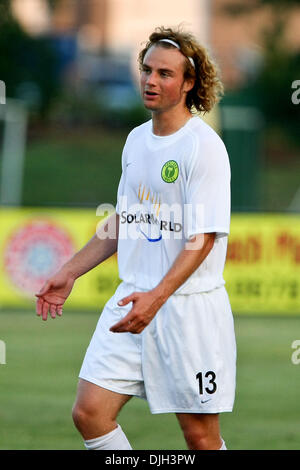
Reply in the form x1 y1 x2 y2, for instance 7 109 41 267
109 290 164 334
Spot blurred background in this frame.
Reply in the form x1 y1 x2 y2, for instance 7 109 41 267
0 0 300 450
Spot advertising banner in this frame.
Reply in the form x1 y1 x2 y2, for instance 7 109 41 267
224 213 300 314
0 207 119 311
0 209 299 314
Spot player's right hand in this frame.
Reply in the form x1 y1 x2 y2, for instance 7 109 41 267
35 272 75 321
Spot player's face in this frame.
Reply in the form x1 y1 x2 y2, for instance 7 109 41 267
140 45 194 114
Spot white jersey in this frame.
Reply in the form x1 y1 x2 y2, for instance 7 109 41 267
115 116 231 294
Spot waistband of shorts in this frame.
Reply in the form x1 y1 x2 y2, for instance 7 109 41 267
173 284 225 296
119 280 226 296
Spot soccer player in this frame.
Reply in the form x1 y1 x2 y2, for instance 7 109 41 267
36 26 236 451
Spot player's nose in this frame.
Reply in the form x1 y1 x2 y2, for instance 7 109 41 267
145 71 158 87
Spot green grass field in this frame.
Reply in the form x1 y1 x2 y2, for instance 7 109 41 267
0 311 300 450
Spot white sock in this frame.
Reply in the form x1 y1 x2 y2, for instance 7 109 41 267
219 438 227 450
84 424 132 450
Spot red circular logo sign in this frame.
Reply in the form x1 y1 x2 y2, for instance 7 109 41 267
4 219 75 295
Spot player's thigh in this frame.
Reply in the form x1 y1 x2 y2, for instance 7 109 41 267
176 413 220 438
73 378 133 420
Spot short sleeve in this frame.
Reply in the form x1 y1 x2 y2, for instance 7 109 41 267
115 139 129 214
184 134 231 240
115 173 125 215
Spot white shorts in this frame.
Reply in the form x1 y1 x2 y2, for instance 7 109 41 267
79 281 236 414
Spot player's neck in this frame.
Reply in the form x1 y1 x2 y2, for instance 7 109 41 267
151 108 193 136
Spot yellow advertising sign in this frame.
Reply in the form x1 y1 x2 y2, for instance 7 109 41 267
0 207 120 311
224 213 300 314
0 209 299 314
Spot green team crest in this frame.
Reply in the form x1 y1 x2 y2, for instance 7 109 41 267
161 160 179 183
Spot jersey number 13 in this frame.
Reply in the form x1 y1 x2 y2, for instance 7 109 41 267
196 371 217 395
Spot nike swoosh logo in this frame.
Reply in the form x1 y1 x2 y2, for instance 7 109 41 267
201 399 212 404
126 162 132 167
139 227 162 242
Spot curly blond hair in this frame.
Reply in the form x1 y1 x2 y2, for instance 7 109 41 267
138 26 224 114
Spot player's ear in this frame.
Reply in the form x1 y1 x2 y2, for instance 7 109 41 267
183 76 195 94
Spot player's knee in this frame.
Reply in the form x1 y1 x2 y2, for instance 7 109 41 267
72 402 98 429
183 428 219 450
72 403 86 429
72 401 114 433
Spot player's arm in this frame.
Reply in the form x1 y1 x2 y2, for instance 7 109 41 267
53 212 119 280
152 232 216 300
36 213 119 321
110 232 216 334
